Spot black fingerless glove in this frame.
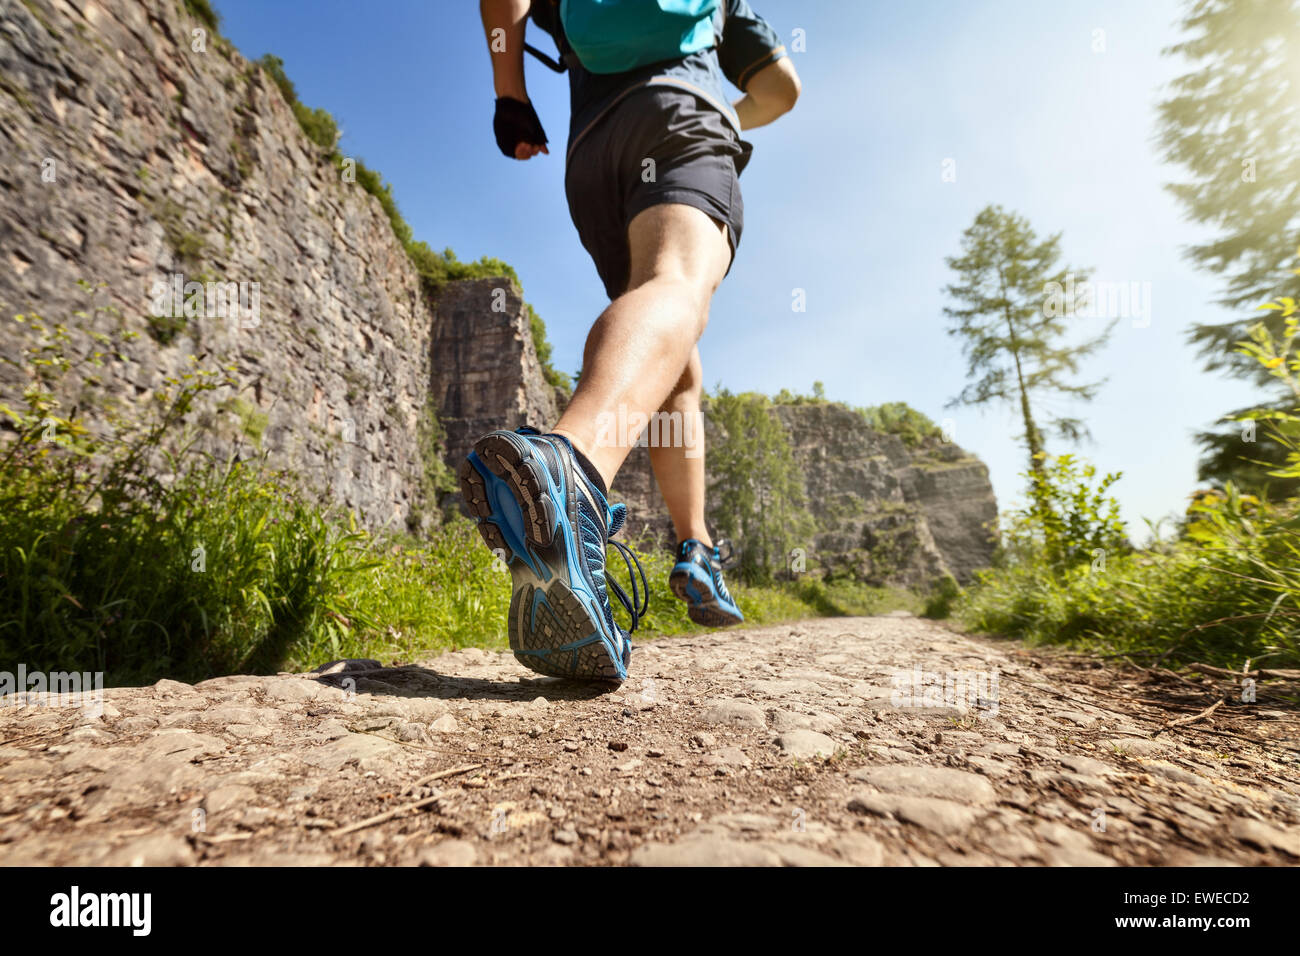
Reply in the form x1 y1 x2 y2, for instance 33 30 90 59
493 96 548 158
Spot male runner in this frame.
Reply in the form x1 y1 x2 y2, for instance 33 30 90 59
463 0 800 681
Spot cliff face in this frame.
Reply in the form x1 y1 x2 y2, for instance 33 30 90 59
431 279 559 466
612 403 998 586
776 404 997 585
0 0 554 533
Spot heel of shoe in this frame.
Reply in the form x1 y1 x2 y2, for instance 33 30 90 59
459 432 559 560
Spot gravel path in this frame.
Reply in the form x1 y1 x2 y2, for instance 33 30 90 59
1 615 1297 866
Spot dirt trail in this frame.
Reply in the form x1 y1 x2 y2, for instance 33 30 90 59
1 615 1297 866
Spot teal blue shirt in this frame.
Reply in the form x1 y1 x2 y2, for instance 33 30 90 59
529 0 788 160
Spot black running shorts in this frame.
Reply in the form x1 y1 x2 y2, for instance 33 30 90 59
564 87 753 300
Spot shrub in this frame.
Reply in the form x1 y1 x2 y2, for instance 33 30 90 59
183 0 220 32
292 103 339 151
256 53 296 105
857 401 943 447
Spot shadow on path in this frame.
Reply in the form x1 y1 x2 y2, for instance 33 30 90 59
307 658 617 703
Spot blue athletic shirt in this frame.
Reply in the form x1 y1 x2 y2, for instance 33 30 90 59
527 0 788 160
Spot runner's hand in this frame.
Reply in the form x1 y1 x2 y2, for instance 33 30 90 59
494 96 550 160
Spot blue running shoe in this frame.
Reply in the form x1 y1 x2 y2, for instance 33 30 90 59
669 538 744 628
458 427 648 682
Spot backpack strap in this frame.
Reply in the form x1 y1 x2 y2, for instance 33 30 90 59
525 42 567 73
526 0 568 72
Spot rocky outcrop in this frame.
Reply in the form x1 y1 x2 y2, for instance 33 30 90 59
431 279 559 465
611 403 997 586
778 403 997 585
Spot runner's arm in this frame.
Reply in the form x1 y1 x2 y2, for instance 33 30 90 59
734 56 801 130
480 0 548 158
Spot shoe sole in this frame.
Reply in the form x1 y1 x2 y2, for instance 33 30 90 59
459 432 624 682
669 569 744 629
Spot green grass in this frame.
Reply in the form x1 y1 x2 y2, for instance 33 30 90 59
957 526 1300 671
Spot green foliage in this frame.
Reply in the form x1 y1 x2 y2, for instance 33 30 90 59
350 159 413 247
1156 0 1300 319
1195 400 1300 500
1158 1 1300 490
922 574 960 619
146 311 188 346
255 54 337 151
183 0 221 32
0 300 502 681
405 241 511 289
292 102 339 151
256 53 296 105
224 397 268 446
768 387 943 449
961 254 1300 670
1230 282 1300 481
150 197 205 265
1011 453 1129 574
707 390 816 584
856 401 943 448
958 493 1300 670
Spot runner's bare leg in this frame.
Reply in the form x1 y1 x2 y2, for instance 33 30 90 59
647 345 712 546
551 203 729 491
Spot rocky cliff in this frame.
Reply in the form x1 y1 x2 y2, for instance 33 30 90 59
0 0 997 585
431 279 559 467
612 404 997 586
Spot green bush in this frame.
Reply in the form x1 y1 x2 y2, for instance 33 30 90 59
292 103 339 151
959 261 1300 670
1015 452 1129 575
957 515 1300 670
856 401 943 447
256 53 296 105
183 0 220 32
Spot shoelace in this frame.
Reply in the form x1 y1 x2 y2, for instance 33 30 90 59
710 544 736 604
606 538 649 632
518 427 650 633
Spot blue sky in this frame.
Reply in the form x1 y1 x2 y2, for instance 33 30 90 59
214 0 1262 535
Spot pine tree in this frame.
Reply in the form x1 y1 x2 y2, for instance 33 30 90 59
943 205 1114 477
1157 0 1300 330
